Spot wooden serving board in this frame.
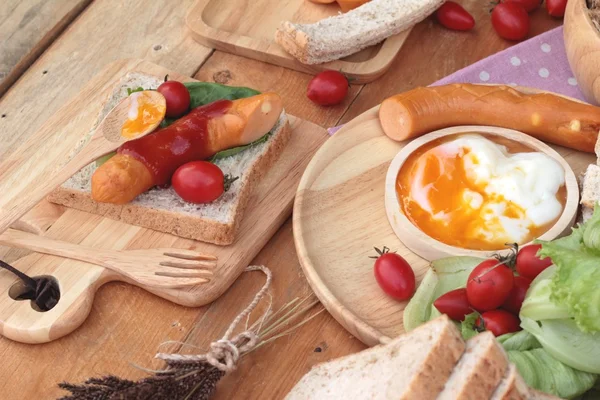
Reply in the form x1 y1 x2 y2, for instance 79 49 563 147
185 0 411 84
293 104 595 347
0 59 327 344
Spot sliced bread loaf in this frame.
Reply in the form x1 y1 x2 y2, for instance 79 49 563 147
285 315 465 400
490 364 532 400
580 163 600 222
47 72 291 245
274 0 445 65
437 331 509 400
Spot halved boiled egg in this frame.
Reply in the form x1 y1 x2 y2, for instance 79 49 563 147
396 133 566 251
121 91 166 139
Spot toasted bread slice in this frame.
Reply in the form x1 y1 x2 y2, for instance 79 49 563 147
47 72 291 245
274 0 444 65
437 332 509 400
285 315 465 400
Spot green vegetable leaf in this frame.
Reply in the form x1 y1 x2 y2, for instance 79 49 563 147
184 82 260 109
520 265 570 321
210 132 271 162
460 312 481 340
535 208 600 333
521 317 600 374
403 256 483 331
508 348 597 399
497 330 541 351
126 87 146 96
96 152 116 168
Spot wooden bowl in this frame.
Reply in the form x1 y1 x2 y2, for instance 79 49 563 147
384 126 580 261
564 0 600 105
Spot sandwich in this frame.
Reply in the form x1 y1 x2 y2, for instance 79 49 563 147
578 132 600 222
47 72 291 245
285 315 559 399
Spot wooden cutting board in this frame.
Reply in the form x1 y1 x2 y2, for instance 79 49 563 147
0 59 327 344
293 103 595 347
185 0 411 83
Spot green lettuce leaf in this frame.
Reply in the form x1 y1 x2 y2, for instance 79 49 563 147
520 265 570 321
508 348 597 399
534 207 600 333
521 317 600 374
460 312 480 340
402 256 482 331
498 330 541 351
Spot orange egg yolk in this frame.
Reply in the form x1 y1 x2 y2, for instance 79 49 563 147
396 136 565 251
121 92 165 139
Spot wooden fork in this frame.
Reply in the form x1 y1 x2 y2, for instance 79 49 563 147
0 228 216 289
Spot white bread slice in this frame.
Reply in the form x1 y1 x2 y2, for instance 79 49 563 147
285 315 465 400
47 72 291 245
579 163 600 223
274 0 445 65
490 364 532 400
437 332 509 400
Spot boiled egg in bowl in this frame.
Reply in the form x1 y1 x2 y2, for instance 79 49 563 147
384 126 579 261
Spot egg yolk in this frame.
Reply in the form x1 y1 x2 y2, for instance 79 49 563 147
121 92 165 139
396 134 566 251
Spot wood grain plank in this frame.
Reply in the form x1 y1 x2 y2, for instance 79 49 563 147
340 3 563 123
0 0 212 160
194 51 362 128
0 0 92 97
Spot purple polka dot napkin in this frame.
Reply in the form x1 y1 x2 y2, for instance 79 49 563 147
327 26 583 135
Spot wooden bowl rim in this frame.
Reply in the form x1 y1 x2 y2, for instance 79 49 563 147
384 125 580 261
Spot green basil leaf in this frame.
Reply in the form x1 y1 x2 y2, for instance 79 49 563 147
210 131 271 161
183 82 260 109
126 87 146 96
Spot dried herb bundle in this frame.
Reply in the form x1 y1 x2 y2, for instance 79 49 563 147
58 266 321 400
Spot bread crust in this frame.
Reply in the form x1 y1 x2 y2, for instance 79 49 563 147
48 120 291 245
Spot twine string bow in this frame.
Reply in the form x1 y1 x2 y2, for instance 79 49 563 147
156 265 272 372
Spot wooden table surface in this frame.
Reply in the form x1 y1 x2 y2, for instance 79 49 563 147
0 1 561 399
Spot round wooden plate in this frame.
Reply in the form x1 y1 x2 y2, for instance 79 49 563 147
293 104 595 347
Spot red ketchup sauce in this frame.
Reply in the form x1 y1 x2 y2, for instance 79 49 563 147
118 99 232 186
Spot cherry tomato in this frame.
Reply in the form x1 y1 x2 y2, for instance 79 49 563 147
433 288 473 321
172 161 228 204
502 276 532 315
501 0 541 13
516 244 552 280
546 0 567 17
466 259 514 311
307 70 349 106
157 80 191 118
477 310 521 336
491 3 530 41
436 2 475 31
372 247 415 301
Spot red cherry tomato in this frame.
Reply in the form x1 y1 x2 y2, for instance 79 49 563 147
546 0 567 17
172 161 226 204
307 70 349 106
516 244 553 280
477 310 521 336
433 288 473 321
373 248 415 301
157 80 191 118
502 276 532 315
491 3 530 41
501 0 541 13
436 2 475 31
466 259 514 311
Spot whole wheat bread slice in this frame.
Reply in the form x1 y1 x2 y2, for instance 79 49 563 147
47 72 291 245
285 315 465 400
437 331 509 400
274 0 445 65
579 163 600 223
490 364 533 400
